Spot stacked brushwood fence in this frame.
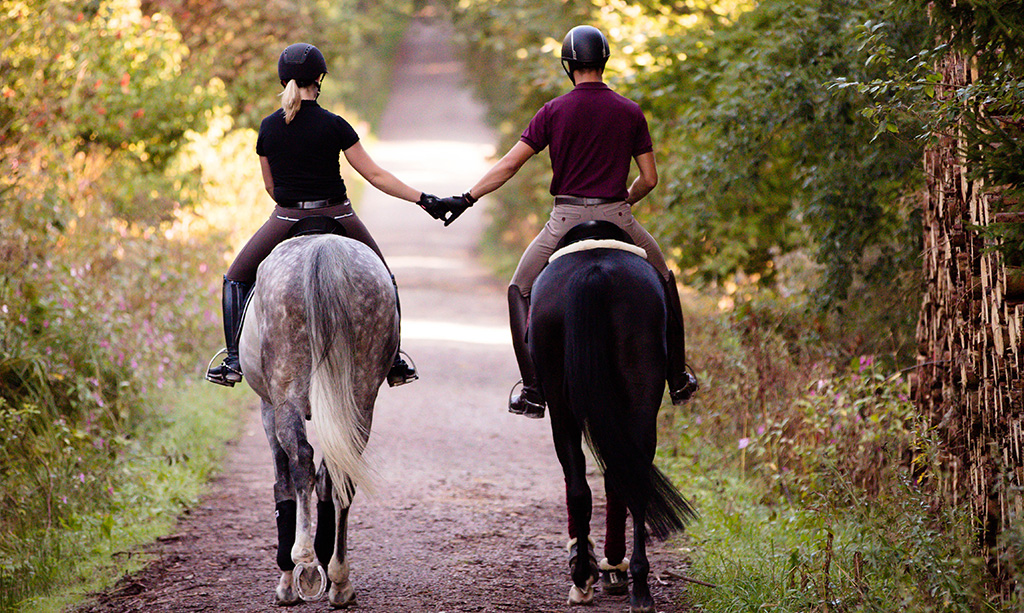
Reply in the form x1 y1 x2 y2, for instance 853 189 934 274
913 50 1024 591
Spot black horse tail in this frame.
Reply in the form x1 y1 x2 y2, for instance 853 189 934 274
564 263 696 540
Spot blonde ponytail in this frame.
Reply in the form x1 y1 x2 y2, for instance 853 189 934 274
280 79 302 124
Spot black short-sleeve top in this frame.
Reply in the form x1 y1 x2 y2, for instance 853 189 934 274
256 100 359 203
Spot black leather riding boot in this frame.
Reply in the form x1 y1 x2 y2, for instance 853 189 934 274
206 277 251 387
387 274 418 387
663 272 698 404
508 285 545 418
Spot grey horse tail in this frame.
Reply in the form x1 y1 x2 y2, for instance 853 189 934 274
305 236 372 507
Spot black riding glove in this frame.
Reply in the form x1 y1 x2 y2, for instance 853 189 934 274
418 193 447 221
439 192 476 227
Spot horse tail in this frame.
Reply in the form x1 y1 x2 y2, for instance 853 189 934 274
564 263 696 540
305 237 372 507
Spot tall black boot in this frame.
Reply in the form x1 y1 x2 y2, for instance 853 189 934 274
387 274 418 387
205 277 251 387
663 271 698 404
508 285 545 418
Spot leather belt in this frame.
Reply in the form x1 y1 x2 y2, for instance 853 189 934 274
553 195 620 206
278 197 350 210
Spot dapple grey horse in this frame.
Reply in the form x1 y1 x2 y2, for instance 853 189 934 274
239 233 397 607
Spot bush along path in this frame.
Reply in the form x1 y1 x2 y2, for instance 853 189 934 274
71 15 694 613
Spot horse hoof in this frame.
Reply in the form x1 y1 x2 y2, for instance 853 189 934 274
599 557 629 595
274 591 301 607
274 570 301 606
329 580 357 609
293 562 327 601
628 599 655 613
568 583 595 605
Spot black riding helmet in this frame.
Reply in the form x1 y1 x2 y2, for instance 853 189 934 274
278 43 328 88
560 25 610 84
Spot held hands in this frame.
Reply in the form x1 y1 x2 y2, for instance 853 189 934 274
418 193 448 221
438 192 476 227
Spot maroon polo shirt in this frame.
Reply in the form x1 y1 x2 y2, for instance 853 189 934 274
519 82 653 201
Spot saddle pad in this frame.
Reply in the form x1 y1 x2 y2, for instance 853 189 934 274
548 239 647 264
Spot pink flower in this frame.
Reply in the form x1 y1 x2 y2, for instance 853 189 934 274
859 355 874 372
738 438 750 450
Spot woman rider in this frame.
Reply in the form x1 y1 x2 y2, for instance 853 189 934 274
206 42 446 387
440 26 697 417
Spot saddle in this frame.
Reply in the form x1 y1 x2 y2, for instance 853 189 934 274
549 220 647 264
286 215 349 239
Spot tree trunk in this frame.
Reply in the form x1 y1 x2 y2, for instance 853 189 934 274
913 51 1024 593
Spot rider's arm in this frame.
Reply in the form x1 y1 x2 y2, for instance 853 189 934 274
260 156 274 199
466 141 537 202
626 151 658 205
343 142 421 203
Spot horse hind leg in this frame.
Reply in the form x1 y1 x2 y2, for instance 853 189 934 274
272 399 323 602
552 419 598 605
316 463 357 608
627 503 654 613
261 399 304 606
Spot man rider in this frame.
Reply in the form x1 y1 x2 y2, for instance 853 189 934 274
440 25 697 418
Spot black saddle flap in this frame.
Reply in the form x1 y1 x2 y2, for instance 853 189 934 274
556 220 633 251
286 215 348 239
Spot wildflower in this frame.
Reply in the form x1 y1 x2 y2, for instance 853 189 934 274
738 438 750 450
859 355 874 372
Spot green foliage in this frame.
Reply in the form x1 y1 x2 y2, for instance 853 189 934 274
842 0 1024 262
0 0 413 610
636 260 1017 606
624 0 928 307
140 0 415 130
0 383 249 612
745 356 921 500
664 298 1003 611
677 461 1000 612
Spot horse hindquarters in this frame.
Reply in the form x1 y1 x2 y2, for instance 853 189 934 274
304 236 396 606
241 235 396 606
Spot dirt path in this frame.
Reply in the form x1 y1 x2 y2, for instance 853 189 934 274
75 16 692 613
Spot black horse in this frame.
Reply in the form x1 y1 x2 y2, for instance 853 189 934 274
528 222 697 613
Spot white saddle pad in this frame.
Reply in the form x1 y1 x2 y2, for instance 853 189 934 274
548 239 647 264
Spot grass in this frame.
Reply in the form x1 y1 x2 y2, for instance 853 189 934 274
658 422 1003 613
4 382 251 613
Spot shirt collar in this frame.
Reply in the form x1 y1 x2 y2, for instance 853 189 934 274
573 81 609 91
